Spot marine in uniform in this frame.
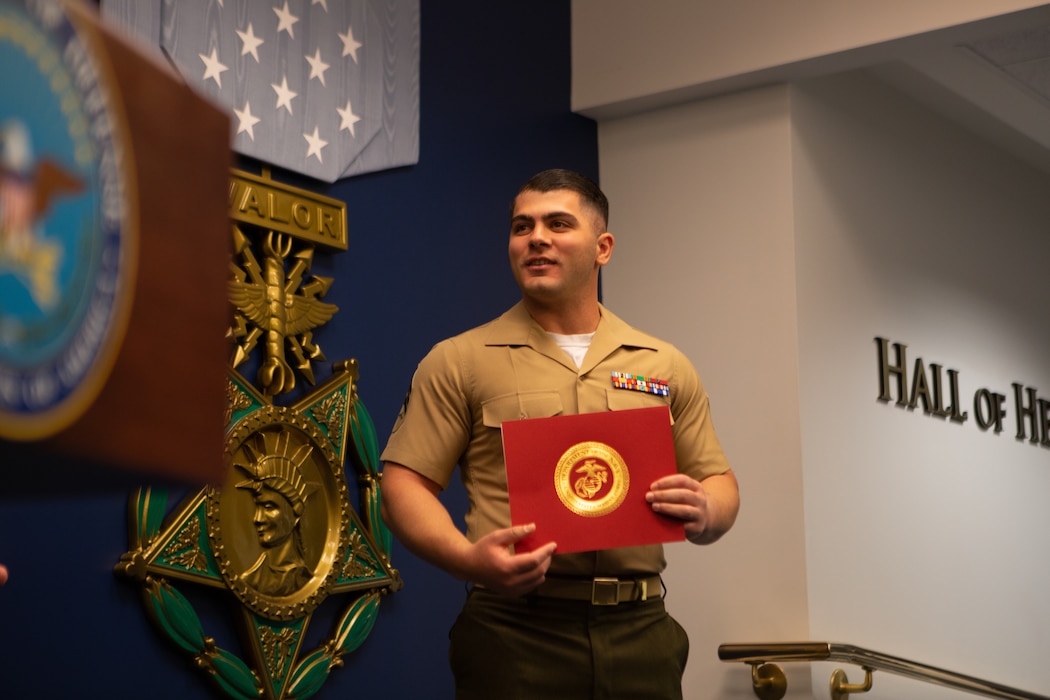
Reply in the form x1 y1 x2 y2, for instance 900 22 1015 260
380 169 739 700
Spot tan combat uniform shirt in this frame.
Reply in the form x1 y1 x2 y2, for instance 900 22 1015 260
381 302 730 578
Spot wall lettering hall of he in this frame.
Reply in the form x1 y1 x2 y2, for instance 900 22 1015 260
876 337 1049 449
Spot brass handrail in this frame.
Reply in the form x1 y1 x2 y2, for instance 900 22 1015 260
719 642 1050 700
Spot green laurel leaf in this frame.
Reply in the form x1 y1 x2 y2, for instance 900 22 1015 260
285 647 332 700
145 578 206 654
285 593 381 700
132 487 168 547
363 485 391 555
349 398 379 476
206 647 263 700
145 588 196 654
333 592 380 655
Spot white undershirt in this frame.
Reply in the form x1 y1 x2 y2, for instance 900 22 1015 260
548 331 595 369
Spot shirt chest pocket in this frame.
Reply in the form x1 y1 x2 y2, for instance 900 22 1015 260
605 388 674 424
482 391 563 428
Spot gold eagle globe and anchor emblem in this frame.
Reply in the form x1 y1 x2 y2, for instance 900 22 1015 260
554 441 630 517
116 169 401 700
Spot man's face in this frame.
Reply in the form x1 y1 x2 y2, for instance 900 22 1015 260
251 487 296 547
508 189 612 306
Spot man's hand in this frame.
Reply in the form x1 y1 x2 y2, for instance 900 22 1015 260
381 463 557 597
464 524 556 597
646 470 739 545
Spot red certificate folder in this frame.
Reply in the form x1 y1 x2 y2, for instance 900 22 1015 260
502 405 685 554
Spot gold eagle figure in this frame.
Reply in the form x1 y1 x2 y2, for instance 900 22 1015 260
228 232 338 396
573 459 609 500
1 119 84 309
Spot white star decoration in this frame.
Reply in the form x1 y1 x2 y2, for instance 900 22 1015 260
236 23 264 62
339 25 362 62
183 7 382 175
272 75 297 114
337 100 360 137
108 0 421 184
274 1 299 39
235 101 262 140
304 126 327 163
305 48 330 86
199 47 228 87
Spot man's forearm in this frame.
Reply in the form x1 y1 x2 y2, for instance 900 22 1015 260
689 470 740 545
380 463 476 580
381 462 558 595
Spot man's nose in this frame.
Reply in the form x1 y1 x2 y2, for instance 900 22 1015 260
528 225 551 246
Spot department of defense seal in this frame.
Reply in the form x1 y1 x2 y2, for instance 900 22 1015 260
554 441 630 518
0 0 135 440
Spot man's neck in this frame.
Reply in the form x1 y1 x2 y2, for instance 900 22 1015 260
522 298 601 335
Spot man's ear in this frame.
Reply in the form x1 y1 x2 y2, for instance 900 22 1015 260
596 231 614 266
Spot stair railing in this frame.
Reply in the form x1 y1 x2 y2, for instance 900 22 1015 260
718 642 1049 700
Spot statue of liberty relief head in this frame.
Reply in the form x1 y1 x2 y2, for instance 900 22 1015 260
233 431 319 597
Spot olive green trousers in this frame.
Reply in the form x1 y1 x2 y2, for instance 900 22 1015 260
449 587 689 700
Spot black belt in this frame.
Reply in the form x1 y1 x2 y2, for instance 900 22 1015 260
532 575 663 606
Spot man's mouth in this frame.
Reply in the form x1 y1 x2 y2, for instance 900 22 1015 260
526 258 555 267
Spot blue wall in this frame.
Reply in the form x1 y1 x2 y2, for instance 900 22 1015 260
0 1 598 697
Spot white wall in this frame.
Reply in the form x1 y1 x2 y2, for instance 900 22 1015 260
572 0 1049 118
599 86 814 700
579 3 1050 697
792 70 1050 697
596 69 1050 699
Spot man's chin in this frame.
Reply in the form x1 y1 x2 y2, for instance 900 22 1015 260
521 278 560 294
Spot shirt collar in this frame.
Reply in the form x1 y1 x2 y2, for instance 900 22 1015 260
484 301 659 371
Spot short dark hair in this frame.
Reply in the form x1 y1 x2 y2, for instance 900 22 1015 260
513 168 609 230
